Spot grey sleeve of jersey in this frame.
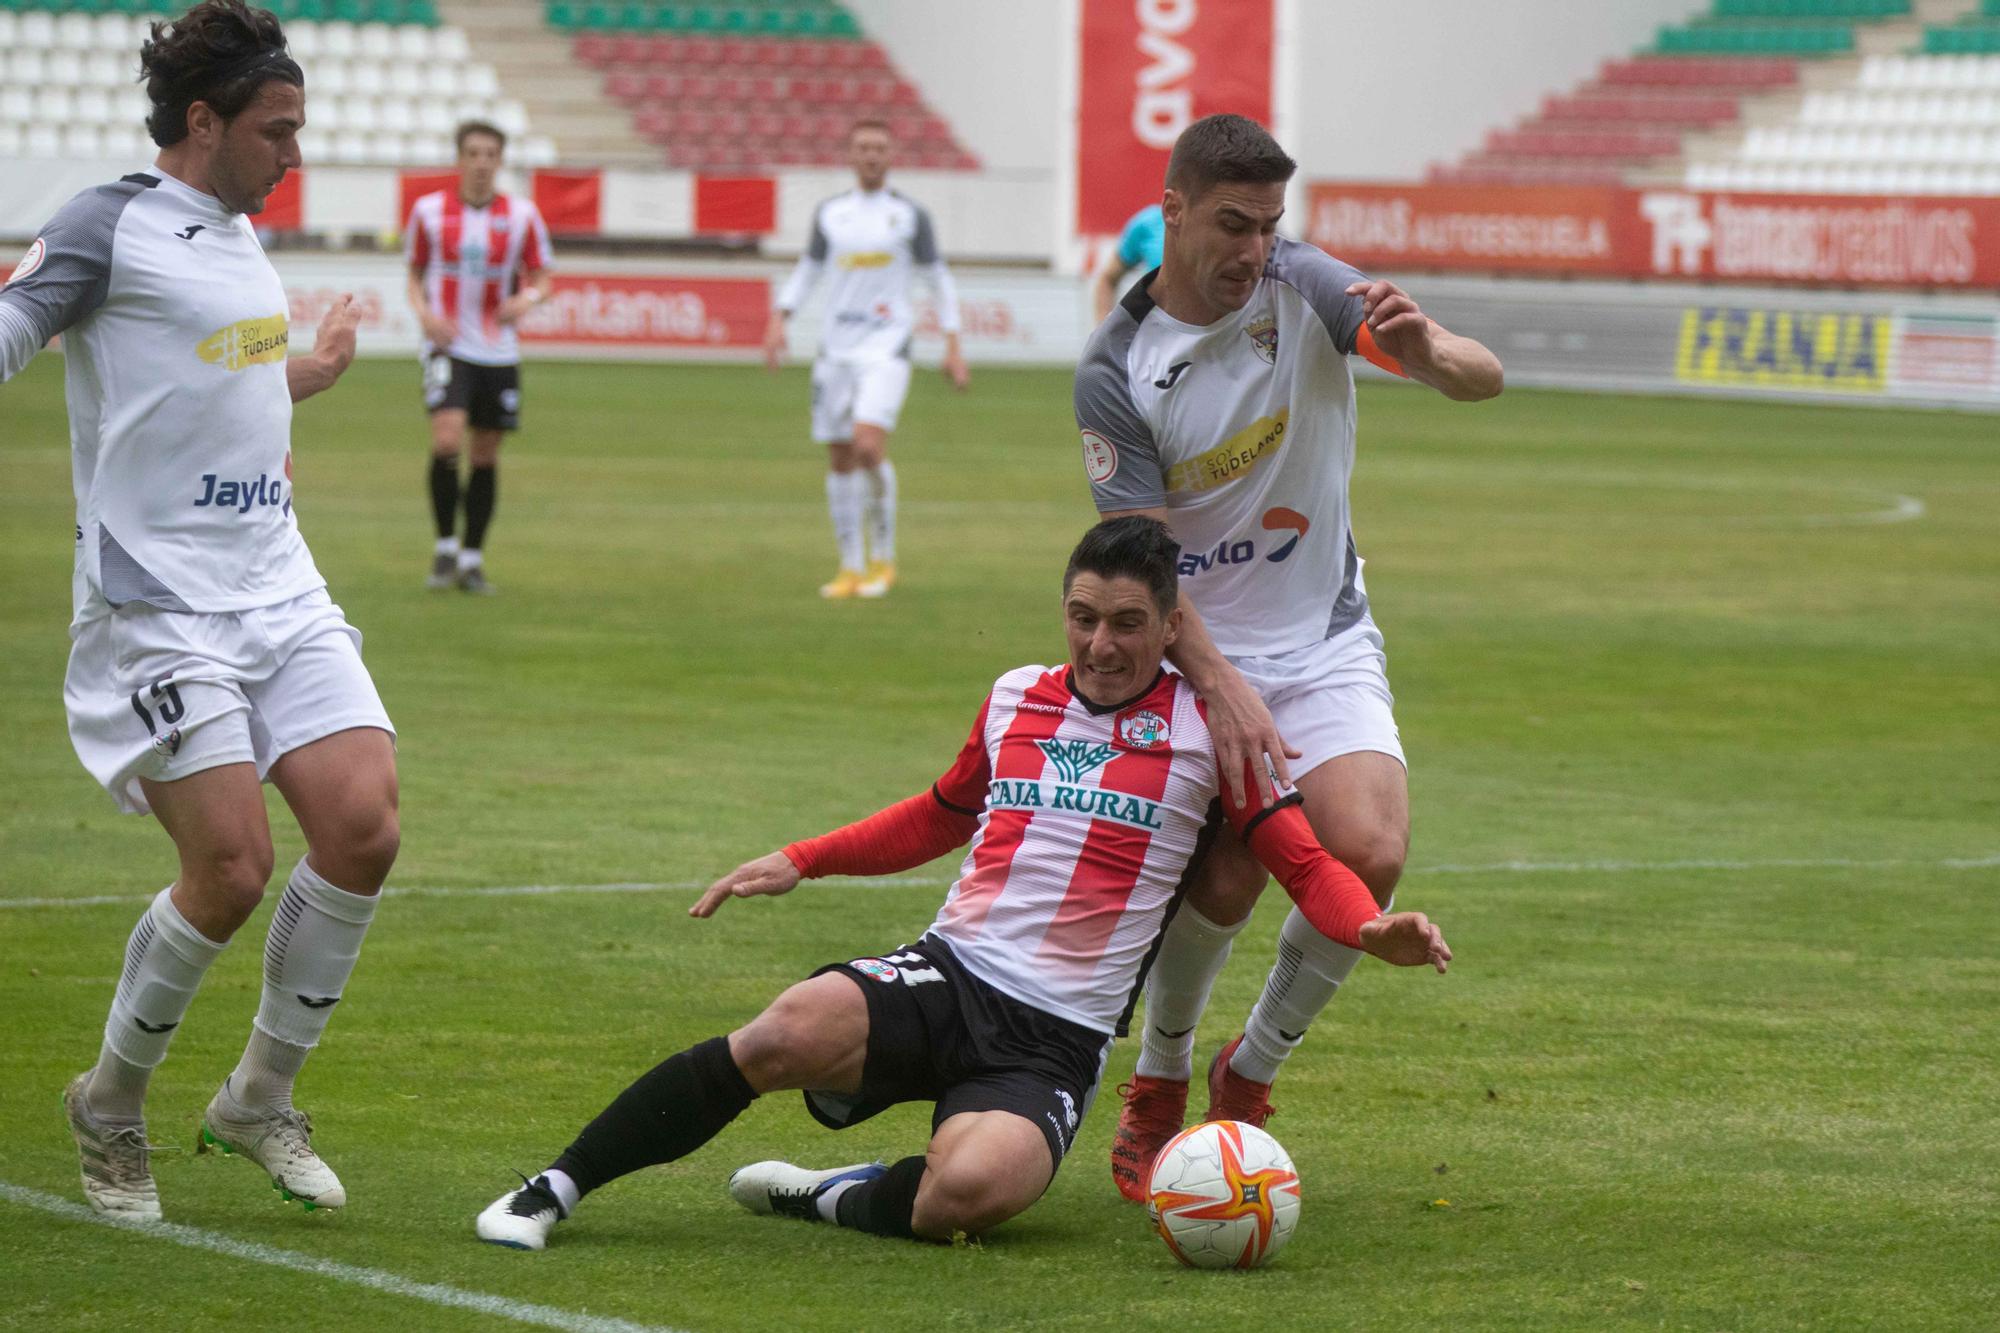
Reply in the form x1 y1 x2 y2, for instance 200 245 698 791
1074 319 1166 511
1266 236 1370 356
805 203 830 262
911 205 939 265
0 179 136 383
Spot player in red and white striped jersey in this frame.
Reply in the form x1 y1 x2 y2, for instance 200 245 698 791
403 121 553 594
473 517 1449 1252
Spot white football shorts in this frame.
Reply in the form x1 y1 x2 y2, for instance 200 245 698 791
810 355 913 443
64 587 395 816
1225 615 1405 779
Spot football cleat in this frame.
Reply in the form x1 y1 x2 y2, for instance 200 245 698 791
426 552 457 590
856 561 896 599
63 1072 163 1220
198 1083 346 1211
456 564 495 596
1202 1034 1277 1128
818 568 866 600
727 1160 884 1222
476 1173 568 1250
1110 1075 1189 1203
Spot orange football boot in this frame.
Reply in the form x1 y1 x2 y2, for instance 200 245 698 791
1202 1034 1277 1128
1110 1076 1188 1203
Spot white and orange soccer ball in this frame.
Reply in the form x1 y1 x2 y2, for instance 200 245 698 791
1146 1120 1302 1270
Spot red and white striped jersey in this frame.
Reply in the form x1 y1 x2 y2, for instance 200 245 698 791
404 190 552 366
926 663 1265 1034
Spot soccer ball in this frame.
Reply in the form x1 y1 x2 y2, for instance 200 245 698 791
1146 1120 1301 1270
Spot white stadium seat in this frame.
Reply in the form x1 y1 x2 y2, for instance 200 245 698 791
289 22 322 60
8 49 49 86
389 61 426 98
357 23 397 61
46 49 83 86
409 133 451 164
351 61 386 97
34 88 77 124
75 89 115 127
462 64 499 99
298 126 333 163
62 124 105 158
342 96 381 134
26 124 61 157
491 99 528 137
19 13 56 50
418 100 455 135
332 129 372 164
310 60 353 96
0 14 16 46
320 21 357 59
426 64 462 98
3 86 38 125
433 27 471 62
520 136 560 168
54 12 96 50
395 26 433 61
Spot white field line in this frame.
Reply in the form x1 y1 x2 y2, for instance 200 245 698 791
2 857 1993 912
0 1181 683 1333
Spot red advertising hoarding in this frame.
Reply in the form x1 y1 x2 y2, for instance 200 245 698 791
1306 182 2000 288
517 274 770 349
1076 0 1273 236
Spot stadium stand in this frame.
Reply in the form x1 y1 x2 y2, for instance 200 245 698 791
0 1 556 167
1430 0 2000 193
557 2 980 171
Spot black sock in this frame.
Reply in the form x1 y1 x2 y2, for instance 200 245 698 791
833 1154 930 1241
464 463 497 551
550 1036 756 1198
429 456 460 539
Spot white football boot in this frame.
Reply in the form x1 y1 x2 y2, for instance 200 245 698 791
727 1160 885 1221
476 1174 569 1250
198 1081 346 1211
63 1072 163 1221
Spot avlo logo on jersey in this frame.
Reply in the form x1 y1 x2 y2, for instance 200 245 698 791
1177 506 1310 575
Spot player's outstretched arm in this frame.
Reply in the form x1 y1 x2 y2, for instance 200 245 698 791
1242 801 1451 973
287 293 360 403
1344 279 1502 403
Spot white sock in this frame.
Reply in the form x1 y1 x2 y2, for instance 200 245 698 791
434 536 460 558
863 459 896 565
456 546 484 571
1232 899 1388 1084
1133 905 1250 1081
90 886 228 1121
816 1177 863 1222
825 470 866 573
234 859 378 1109
540 1168 581 1216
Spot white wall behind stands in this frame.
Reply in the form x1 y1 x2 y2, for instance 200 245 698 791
843 0 1065 177
1287 0 1704 181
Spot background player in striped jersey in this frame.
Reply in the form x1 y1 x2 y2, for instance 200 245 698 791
1074 115 1503 1201
0 0 396 1220
404 121 554 595
765 119 970 601
474 517 1448 1251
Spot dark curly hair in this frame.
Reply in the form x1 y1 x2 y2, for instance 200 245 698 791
140 1 303 148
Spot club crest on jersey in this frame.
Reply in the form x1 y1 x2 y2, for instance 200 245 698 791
851 958 899 983
1037 738 1116 784
5 237 46 286
1117 709 1170 750
1245 315 1279 364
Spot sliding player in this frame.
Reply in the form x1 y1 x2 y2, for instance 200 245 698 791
1073 115 1503 1201
474 517 1448 1249
764 118 969 601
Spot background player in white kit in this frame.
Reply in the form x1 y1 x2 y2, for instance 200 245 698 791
473 517 1447 1251
405 120 554 595
1072 116 1504 1201
764 119 970 601
0 1 398 1220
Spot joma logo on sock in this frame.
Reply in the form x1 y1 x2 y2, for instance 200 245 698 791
297 995 340 1009
133 1017 179 1034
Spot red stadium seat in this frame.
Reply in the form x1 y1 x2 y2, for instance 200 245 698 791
606 71 646 103
575 35 615 66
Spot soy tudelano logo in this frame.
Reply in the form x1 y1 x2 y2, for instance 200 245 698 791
196 314 289 372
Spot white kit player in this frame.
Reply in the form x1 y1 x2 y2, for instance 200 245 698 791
764 118 970 601
404 120 554 595
473 517 1448 1251
0 1 398 1219
1073 115 1503 1201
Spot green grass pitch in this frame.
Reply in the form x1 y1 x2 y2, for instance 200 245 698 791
1 355 1995 1331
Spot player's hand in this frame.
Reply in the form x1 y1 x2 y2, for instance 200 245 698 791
689 851 802 918
1357 911 1451 973
762 314 788 372
420 312 458 347
943 346 970 392
1345 279 1434 364
1203 670 1300 809
313 293 360 375
496 292 537 326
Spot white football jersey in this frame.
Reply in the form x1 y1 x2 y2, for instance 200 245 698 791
774 186 960 364
0 169 323 622
1074 237 1374 659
